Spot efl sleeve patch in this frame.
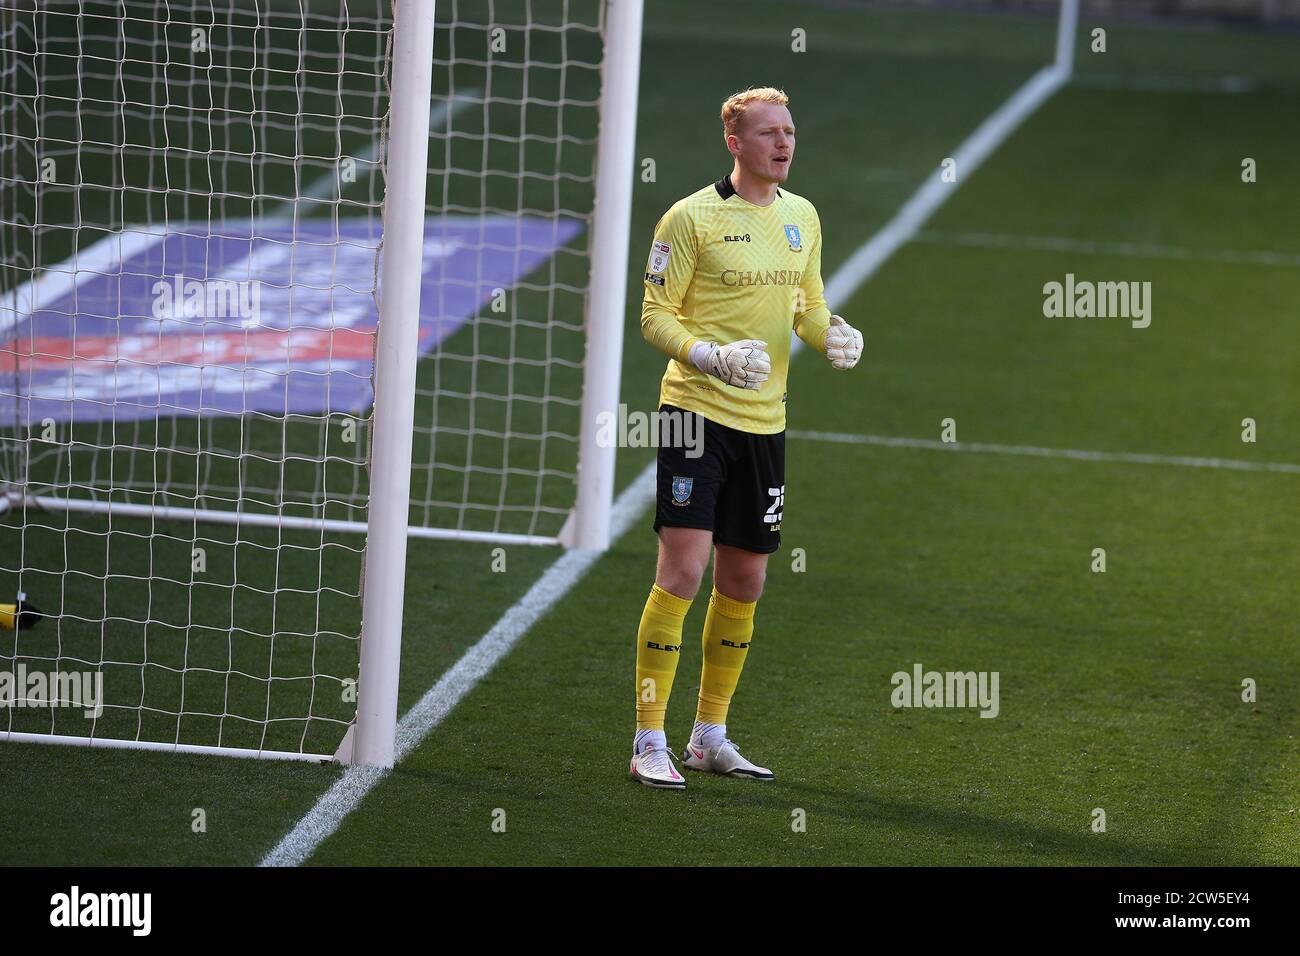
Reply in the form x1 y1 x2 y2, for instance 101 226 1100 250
647 239 671 274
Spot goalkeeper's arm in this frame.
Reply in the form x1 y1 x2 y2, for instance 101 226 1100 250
641 307 771 390
792 210 861 370
640 202 770 389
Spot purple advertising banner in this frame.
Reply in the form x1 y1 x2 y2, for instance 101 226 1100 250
0 216 583 427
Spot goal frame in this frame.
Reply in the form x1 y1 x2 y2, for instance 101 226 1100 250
0 0 643 766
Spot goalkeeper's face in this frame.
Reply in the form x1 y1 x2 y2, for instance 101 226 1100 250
731 103 795 184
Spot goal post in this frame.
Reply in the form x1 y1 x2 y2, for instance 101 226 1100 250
1055 0 1079 77
570 0 642 551
0 0 640 765
354 0 437 769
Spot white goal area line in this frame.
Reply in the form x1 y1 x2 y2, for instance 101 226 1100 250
260 21 1078 865
260 467 657 865
913 230 1300 268
1070 73 1255 94
789 431 1300 476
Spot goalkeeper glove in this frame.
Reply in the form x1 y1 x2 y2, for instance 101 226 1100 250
689 339 772 390
824 315 863 370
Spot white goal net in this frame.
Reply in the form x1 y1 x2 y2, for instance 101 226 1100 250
0 0 633 762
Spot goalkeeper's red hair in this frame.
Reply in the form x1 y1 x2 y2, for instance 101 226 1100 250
720 87 790 138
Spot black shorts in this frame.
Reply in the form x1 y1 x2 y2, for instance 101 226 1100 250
653 403 785 554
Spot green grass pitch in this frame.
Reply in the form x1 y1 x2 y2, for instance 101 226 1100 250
1 0 1297 865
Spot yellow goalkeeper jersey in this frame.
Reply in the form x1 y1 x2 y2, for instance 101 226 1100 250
640 174 832 435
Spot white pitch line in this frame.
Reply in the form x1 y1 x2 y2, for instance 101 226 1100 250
259 466 657 867
914 230 1300 268
790 430 1300 476
1071 73 1255 94
786 64 1067 363
263 93 476 226
0 227 170 338
262 58 1071 867
817 64 1068 314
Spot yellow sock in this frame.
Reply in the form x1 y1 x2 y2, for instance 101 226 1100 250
634 584 693 732
0 604 16 630
696 587 757 725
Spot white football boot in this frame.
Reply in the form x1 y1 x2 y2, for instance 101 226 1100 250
681 738 774 781
629 745 686 790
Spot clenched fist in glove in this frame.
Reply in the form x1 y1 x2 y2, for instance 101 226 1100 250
824 315 863 370
689 339 772 390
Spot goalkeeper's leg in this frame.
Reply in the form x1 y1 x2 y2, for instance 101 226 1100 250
681 546 775 781
631 406 725 788
696 544 765 730
682 426 783 781
630 527 711 789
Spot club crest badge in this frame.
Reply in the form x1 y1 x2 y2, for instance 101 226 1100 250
784 224 802 252
671 476 693 505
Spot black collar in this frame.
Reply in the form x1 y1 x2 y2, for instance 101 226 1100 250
715 174 780 200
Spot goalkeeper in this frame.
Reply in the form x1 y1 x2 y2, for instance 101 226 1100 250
629 87 863 789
